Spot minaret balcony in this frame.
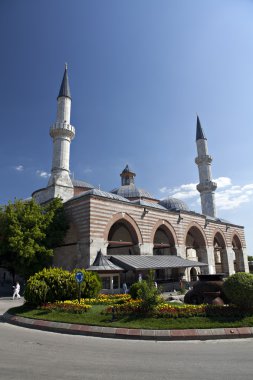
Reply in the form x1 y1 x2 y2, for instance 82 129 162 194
197 180 217 193
195 155 212 165
50 122 75 140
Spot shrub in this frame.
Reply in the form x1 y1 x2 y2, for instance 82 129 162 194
222 272 253 308
129 281 145 299
24 279 48 305
72 269 101 299
129 271 161 313
24 267 102 306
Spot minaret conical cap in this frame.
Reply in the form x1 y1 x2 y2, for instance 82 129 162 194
58 64 71 100
196 115 206 140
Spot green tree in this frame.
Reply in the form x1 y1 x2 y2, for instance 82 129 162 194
0 198 68 279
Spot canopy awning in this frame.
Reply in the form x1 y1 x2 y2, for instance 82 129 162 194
87 250 124 272
109 255 207 271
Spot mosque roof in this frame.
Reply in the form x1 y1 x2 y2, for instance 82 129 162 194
130 199 167 210
111 184 154 199
159 197 190 211
72 179 95 189
58 65 71 99
70 188 130 203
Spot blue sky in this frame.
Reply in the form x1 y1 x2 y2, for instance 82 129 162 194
1 0 253 254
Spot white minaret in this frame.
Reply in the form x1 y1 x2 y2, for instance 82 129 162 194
195 116 217 217
47 64 75 201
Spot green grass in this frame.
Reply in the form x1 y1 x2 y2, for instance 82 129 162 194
8 304 253 330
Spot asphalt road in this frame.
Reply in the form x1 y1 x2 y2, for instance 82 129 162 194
0 298 253 380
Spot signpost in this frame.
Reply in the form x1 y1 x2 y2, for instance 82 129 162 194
75 271 84 303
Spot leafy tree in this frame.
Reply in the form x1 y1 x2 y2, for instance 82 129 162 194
0 198 68 279
248 256 253 262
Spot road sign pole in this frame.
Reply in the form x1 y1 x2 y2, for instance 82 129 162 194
78 282 81 304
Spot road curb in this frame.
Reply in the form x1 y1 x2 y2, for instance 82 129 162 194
3 312 253 341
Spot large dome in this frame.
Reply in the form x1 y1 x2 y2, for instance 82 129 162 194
159 197 189 211
111 184 153 199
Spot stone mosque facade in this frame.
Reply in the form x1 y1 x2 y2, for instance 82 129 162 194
32 67 249 291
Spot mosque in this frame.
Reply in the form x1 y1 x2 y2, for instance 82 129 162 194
32 67 249 292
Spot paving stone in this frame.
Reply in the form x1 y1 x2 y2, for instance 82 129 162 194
237 327 252 336
141 329 155 337
75 324 93 332
171 329 197 337
211 328 226 336
115 328 129 335
224 328 240 336
101 327 116 335
128 329 141 336
154 329 171 337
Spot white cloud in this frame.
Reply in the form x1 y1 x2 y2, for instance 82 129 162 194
159 177 253 211
84 167 92 174
36 170 50 178
15 165 24 172
214 176 231 188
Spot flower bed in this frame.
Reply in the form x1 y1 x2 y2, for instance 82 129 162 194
104 301 253 319
41 300 91 314
84 294 131 305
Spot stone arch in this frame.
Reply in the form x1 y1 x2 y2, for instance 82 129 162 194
151 220 178 256
213 229 229 274
150 219 178 246
232 232 245 272
104 212 143 243
185 222 208 269
105 213 142 255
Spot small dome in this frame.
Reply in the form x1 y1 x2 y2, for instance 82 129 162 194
159 197 189 211
111 184 153 199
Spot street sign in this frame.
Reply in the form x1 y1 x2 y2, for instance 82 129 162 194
75 271 84 283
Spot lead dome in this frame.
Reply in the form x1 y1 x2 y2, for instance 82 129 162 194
159 197 189 211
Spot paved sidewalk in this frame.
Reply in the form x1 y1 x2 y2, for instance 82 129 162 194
1 298 253 341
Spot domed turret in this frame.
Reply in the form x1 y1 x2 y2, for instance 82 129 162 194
111 165 155 201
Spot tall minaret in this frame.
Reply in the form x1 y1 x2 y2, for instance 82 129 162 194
195 116 217 217
47 64 75 201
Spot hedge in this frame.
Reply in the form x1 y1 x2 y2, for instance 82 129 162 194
222 272 253 308
24 267 101 306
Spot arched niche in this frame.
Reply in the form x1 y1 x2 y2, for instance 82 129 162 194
185 224 208 265
232 233 245 272
213 230 229 274
105 214 141 256
152 224 177 256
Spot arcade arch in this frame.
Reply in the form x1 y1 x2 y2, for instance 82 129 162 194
213 231 229 274
232 233 245 272
153 224 177 256
152 223 177 282
185 225 208 280
106 218 140 256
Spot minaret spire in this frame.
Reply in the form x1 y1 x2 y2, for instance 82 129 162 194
196 115 206 140
47 65 75 201
58 64 71 100
195 116 217 217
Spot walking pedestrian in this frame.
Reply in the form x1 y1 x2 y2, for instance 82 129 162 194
122 282 128 294
13 282 21 300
